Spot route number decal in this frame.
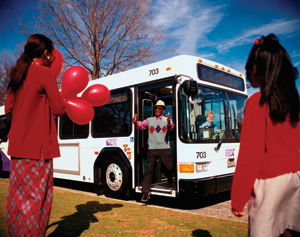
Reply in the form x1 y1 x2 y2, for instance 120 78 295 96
149 68 159 76
196 152 206 159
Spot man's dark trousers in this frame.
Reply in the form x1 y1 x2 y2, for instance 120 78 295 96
141 149 173 194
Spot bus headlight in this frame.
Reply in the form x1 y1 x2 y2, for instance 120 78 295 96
196 162 211 172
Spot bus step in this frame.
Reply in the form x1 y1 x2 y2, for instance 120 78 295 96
135 186 176 197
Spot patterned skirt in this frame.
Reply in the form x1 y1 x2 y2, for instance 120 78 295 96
7 158 53 237
248 171 300 237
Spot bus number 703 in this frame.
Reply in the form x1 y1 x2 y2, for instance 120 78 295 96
149 68 159 76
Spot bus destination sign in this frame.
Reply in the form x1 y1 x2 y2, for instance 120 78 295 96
197 64 245 91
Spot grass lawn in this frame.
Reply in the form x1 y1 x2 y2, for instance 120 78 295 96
0 178 248 236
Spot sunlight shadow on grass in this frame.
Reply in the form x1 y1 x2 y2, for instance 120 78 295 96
192 229 212 237
47 201 123 236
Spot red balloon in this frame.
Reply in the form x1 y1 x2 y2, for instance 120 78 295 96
61 66 89 100
51 48 63 77
81 84 110 107
65 98 94 125
59 90 66 101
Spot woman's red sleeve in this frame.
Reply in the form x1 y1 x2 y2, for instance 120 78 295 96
41 71 65 116
5 92 14 115
231 97 265 212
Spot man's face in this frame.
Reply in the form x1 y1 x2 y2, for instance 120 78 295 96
207 114 214 123
155 106 164 117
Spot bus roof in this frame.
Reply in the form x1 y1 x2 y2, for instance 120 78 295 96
88 55 246 94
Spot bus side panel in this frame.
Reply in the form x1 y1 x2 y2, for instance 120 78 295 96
1 148 11 172
54 143 80 175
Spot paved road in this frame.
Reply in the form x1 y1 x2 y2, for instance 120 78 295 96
187 199 248 223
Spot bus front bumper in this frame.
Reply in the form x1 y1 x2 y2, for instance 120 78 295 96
179 173 233 196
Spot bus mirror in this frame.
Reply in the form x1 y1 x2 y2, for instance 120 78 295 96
182 80 198 96
189 96 196 104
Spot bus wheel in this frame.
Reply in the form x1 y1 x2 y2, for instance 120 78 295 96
101 156 130 199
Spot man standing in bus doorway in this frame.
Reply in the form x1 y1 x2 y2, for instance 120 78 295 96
132 100 174 203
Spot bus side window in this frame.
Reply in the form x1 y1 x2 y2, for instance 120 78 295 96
92 89 131 137
59 113 89 139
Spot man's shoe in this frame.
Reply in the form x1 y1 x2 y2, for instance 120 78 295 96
141 193 150 203
167 182 174 189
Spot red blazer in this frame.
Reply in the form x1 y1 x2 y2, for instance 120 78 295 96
231 92 300 212
5 64 65 159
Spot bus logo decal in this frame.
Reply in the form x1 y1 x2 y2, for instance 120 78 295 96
106 139 117 146
225 149 235 157
130 137 134 143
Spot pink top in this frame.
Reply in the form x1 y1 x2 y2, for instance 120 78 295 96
231 92 300 212
136 115 174 131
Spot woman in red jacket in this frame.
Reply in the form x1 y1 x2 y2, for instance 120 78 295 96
5 34 65 236
231 34 300 237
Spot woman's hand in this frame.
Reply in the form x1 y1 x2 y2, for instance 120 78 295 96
231 207 245 217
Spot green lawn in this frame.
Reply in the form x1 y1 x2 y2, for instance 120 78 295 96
0 178 248 236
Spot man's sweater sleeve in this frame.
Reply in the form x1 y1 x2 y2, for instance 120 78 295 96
136 119 148 130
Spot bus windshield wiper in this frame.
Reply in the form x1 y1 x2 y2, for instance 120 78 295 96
214 132 225 151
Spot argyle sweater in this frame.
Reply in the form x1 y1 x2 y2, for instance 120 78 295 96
147 117 170 149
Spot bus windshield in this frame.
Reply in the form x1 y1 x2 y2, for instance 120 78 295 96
180 86 247 142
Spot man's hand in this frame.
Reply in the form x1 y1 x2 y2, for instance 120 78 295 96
231 207 245 217
166 113 171 126
132 114 137 124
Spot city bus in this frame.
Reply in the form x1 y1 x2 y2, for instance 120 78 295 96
0 55 247 199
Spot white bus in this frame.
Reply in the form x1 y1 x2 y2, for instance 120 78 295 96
0 55 247 199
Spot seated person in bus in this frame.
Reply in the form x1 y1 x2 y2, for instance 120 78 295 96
132 100 174 203
200 110 220 138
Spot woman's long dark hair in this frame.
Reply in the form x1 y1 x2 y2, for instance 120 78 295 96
245 33 299 126
8 34 54 94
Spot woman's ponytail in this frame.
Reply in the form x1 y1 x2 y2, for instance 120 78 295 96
8 52 32 94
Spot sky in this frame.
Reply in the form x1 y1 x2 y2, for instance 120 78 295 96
1 0 300 96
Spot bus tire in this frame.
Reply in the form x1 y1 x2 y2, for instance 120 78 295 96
101 156 130 199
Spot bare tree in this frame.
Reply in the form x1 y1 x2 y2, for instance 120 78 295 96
16 0 172 79
0 54 11 106
0 45 23 105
